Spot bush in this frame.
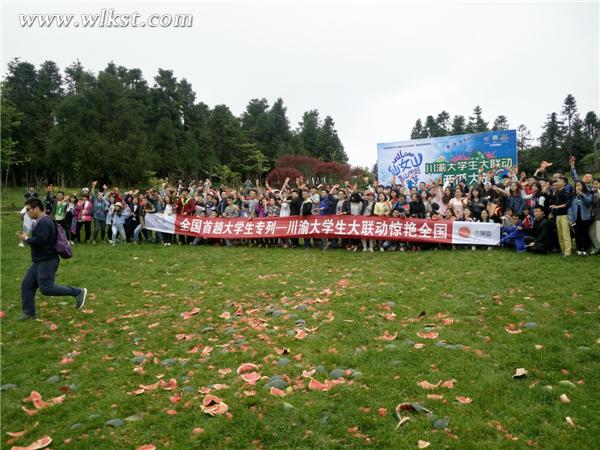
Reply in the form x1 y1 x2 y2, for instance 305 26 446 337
265 167 303 188
275 155 320 178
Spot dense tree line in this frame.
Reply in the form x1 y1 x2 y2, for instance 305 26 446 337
410 98 599 174
1 59 348 187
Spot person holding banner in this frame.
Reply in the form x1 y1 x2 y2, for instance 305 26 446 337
162 195 174 246
361 192 376 252
175 188 196 244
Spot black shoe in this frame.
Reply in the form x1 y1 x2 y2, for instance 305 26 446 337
76 288 87 310
18 314 37 321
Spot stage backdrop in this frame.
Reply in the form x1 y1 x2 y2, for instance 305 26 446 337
377 130 517 188
145 214 501 246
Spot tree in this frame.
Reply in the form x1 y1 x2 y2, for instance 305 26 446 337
64 60 96 95
466 105 488 133
298 110 321 156
450 115 467 135
233 143 269 180
435 111 451 135
410 119 426 139
561 94 579 154
49 67 151 185
1 97 23 185
583 111 599 142
539 112 564 164
267 98 292 160
318 116 348 163
424 115 443 137
561 94 578 138
3 59 348 187
492 115 509 131
209 104 244 173
516 124 532 151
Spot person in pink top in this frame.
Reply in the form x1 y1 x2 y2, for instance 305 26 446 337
75 187 94 243
448 189 467 220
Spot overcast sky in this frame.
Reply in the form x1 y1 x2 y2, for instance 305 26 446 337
2 0 598 168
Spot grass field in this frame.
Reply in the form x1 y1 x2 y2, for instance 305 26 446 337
1 190 600 449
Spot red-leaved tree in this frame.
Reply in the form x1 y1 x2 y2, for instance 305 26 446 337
265 167 303 188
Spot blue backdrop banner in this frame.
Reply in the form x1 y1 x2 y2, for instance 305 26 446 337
377 130 517 188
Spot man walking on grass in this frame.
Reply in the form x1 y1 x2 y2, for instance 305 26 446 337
16 198 87 320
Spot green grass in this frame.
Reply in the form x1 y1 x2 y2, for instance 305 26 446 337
1 191 600 449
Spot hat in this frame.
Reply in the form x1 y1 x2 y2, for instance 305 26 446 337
115 202 123 208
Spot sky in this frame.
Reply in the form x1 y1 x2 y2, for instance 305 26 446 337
2 0 599 168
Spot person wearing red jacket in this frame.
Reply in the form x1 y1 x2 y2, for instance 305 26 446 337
174 188 196 244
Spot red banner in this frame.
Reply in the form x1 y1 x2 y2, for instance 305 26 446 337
144 213 501 245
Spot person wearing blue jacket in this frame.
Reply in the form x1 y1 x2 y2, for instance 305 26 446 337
91 181 109 243
500 214 527 252
503 182 525 217
568 181 593 255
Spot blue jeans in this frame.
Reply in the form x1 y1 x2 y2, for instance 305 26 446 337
134 224 146 242
21 257 81 316
111 223 126 244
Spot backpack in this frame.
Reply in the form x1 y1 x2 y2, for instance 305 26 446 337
44 216 73 259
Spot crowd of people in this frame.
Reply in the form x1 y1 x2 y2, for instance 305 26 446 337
19 158 600 256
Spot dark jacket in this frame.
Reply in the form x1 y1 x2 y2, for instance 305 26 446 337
334 199 351 215
26 216 58 262
361 201 376 216
550 188 572 216
290 196 303 216
528 217 552 252
409 200 426 218
301 198 314 216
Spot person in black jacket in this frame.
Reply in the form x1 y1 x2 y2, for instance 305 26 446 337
289 189 303 248
408 193 426 219
301 189 314 249
17 198 87 320
524 206 552 253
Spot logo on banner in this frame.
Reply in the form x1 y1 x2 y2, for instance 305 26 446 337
387 150 423 188
457 226 471 238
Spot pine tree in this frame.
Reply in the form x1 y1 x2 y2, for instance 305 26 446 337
298 110 321 156
0 97 23 186
450 115 467 135
561 94 579 153
435 111 451 135
319 116 347 163
425 115 443 137
540 112 565 163
561 94 578 137
516 124 532 151
267 98 292 161
410 119 425 139
492 115 509 131
583 111 599 142
466 106 489 133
